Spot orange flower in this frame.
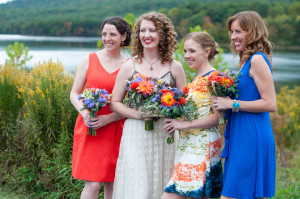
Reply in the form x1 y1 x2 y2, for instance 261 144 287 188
161 92 176 107
183 86 189 94
221 77 233 86
137 79 154 96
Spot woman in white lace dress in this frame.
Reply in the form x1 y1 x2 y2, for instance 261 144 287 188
110 12 186 199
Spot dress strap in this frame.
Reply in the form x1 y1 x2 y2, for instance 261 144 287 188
202 70 216 77
131 58 136 71
252 52 273 74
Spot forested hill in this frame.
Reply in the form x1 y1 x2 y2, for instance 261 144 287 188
0 0 196 36
0 0 299 46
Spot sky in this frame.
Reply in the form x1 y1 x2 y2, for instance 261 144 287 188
0 0 14 4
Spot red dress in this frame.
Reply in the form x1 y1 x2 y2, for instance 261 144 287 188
72 52 124 182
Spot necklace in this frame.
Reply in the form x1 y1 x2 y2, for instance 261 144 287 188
143 57 160 71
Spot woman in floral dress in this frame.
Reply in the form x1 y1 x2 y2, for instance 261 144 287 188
162 32 223 199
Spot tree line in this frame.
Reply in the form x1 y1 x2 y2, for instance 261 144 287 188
0 0 299 46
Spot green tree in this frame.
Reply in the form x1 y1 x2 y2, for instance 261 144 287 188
5 42 33 69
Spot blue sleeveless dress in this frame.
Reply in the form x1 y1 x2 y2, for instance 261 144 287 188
221 52 276 199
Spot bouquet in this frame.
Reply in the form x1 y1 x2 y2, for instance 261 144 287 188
123 73 165 131
207 69 239 125
78 88 110 135
143 86 198 144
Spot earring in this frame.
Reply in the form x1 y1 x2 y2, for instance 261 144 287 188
121 41 124 46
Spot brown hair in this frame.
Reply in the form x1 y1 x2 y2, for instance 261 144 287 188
184 32 219 62
227 11 274 69
131 11 177 63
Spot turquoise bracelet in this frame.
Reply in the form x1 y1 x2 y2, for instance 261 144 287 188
232 99 240 112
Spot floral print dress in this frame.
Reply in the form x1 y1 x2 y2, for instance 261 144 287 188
164 74 223 198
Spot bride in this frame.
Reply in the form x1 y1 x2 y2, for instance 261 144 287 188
110 11 186 199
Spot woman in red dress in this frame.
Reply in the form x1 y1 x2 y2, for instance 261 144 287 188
70 17 132 199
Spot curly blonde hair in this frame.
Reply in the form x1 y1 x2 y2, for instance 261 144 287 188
131 11 177 64
227 11 274 69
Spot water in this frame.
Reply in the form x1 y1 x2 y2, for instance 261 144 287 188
0 34 299 90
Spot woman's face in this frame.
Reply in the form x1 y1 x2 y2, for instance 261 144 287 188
139 19 160 49
184 38 208 69
102 24 125 51
230 20 247 52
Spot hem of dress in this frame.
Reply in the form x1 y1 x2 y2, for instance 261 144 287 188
165 186 221 198
72 174 114 182
221 192 275 199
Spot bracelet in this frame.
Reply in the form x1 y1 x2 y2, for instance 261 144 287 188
232 99 240 112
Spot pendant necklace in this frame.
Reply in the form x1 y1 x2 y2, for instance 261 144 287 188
144 57 160 71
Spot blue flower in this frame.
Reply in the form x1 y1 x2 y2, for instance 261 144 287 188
83 98 91 104
152 98 157 103
78 94 82 100
101 89 108 94
87 101 95 109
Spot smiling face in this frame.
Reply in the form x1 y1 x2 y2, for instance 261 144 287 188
102 24 125 51
230 20 248 52
184 38 208 69
139 19 160 50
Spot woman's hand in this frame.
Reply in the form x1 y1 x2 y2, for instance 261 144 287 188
81 109 91 127
212 96 233 111
89 114 111 130
163 118 189 133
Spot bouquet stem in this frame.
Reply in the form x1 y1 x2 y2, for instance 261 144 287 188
88 111 97 136
145 120 154 131
167 136 174 145
219 110 226 125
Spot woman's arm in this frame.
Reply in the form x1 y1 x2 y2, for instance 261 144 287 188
212 54 277 113
110 60 142 119
171 60 186 90
70 54 90 126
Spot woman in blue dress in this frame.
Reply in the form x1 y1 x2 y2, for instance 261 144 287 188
212 11 277 199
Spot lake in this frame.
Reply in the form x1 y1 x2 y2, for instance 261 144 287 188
0 34 299 90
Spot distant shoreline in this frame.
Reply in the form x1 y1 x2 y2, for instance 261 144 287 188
219 43 300 52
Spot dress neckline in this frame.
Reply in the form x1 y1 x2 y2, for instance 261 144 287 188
94 53 122 75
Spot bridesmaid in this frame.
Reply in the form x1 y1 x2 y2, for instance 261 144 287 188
111 11 186 199
162 32 223 199
70 17 132 199
212 11 276 199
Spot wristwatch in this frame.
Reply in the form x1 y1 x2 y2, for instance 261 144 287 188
232 99 240 112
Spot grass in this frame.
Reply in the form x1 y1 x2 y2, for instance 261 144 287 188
0 187 30 199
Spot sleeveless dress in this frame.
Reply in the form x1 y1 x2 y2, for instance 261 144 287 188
164 71 223 198
112 67 177 199
72 52 124 182
221 52 276 198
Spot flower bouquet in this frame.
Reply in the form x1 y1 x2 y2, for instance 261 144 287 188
78 88 110 135
143 86 198 144
123 73 165 131
207 69 239 125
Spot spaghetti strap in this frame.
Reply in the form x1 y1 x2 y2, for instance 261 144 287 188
131 58 136 71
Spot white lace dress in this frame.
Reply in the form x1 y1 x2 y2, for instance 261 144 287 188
113 71 176 199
